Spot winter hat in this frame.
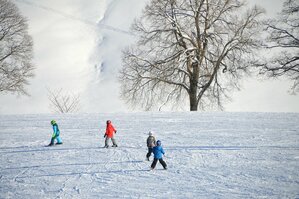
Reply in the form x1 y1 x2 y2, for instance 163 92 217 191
149 131 154 136
156 140 161 146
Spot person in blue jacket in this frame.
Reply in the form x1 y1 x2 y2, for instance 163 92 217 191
151 140 167 170
48 120 63 146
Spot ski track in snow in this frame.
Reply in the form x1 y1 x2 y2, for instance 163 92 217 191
0 112 299 198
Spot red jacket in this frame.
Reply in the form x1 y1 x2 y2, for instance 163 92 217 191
105 123 116 138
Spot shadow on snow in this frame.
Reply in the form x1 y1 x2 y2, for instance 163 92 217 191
12 168 151 180
1 145 298 154
2 160 143 171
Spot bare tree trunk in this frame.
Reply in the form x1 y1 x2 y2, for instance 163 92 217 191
189 85 198 111
189 63 199 111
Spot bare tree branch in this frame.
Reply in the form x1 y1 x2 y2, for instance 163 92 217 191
259 0 299 93
47 88 81 113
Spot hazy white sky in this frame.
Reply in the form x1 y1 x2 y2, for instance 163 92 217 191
0 0 298 114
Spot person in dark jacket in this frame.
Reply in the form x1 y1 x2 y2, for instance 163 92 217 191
146 131 156 161
48 120 63 146
151 140 167 170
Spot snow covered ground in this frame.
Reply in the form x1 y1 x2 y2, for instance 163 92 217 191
0 112 298 198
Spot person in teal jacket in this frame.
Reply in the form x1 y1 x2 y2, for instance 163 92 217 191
48 120 63 146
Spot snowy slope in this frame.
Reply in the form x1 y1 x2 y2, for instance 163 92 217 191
83 0 147 112
1 0 146 114
0 112 298 198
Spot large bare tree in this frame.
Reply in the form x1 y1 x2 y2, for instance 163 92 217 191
0 0 34 95
259 0 299 94
120 0 264 111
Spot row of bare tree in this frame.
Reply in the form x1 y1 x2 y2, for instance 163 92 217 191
1 0 298 112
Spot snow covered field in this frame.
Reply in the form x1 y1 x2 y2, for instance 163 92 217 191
0 112 298 198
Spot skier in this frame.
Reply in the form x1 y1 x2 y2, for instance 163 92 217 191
48 120 63 146
104 120 117 148
151 140 167 170
146 131 156 161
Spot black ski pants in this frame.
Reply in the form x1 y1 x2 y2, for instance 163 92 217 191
151 158 167 169
146 147 153 158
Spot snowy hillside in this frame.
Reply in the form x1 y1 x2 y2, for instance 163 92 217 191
0 112 298 198
0 0 146 114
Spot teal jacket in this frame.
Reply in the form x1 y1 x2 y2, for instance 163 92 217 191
52 124 60 138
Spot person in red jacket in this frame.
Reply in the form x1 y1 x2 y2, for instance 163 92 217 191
104 120 117 148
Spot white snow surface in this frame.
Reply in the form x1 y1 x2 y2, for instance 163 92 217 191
0 112 299 198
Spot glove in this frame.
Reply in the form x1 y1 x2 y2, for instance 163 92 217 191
104 134 106 138
115 130 117 134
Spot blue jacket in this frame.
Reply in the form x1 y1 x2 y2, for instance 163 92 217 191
52 124 60 138
152 145 165 159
